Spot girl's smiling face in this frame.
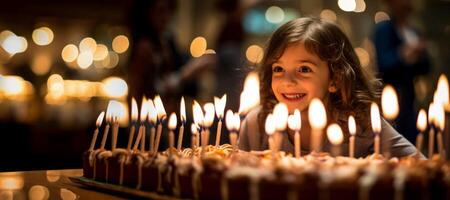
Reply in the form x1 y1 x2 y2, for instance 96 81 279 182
271 42 335 113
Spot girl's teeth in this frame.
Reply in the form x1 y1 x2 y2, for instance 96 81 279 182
284 94 305 99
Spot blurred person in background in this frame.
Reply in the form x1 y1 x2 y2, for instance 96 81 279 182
128 0 216 112
373 0 430 143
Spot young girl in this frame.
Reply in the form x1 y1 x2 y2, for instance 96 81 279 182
238 17 422 158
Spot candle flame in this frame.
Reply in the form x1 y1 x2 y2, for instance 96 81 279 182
273 103 289 131
147 99 157 124
154 95 166 120
239 72 260 115
428 103 435 124
287 109 301 131
214 94 227 119
168 112 177 130
191 123 198 134
193 100 204 126
348 115 356 135
105 101 113 123
180 97 186 123
140 97 149 122
131 97 138 122
370 102 381 133
203 103 215 127
308 98 327 129
225 109 234 131
416 109 427 132
327 123 344 145
96 111 105 127
265 113 275 135
435 74 449 110
381 85 399 120
107 100 125 122
434 104 445 131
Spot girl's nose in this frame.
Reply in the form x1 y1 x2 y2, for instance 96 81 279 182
283 72 297 86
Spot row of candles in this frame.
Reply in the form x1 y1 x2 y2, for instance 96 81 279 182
88 72 449 159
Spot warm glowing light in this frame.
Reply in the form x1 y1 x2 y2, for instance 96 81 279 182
416 109 427 132
374 11 390 24
31 53 52 75
193 100 204 126
154 95 167 120
46 170 60 183
2 34 27 54
327 123 344 145
214 94 227 119
265 6 285 23
32 27 54 46
103 51 119 68
239 72 260 115
203 103 215 127
225 110 234 131
273 102 289 131
108 100 126 123
370 102 381 133
93 44 108 61
354 47 370 67
1 76 26 96
245 45 264 64
428 103 435 124
190 37 207 58
435 74 449 110
191 123 198 134
348 115 356 135
79 37 97 53
205 49 216 54
28 185 49 200
287 109 301 131
131 97 138 122
265 114 275 135
47 74 64 97
112 35 129 54
308 98 327 129
233 113 241 130
77 51 93 69
381 85 399 120
320 9 337 22
61 44 79 63
434 104 445 131
147 99 157 124
101 77 128 98
96 111 105 127
0 174 24 190
60 188 77 200
180 97 186 123
168 112 177 130
354 0 366 13
140 97 149 123
338 0 356 12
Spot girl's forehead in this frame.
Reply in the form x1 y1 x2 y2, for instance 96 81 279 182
278 42 322 61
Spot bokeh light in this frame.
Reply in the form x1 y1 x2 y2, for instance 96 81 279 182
265 6 285 24
93 44 108 61
245 45 264 64
320 9 337 22
112 35 129 54
354 0 366 13
354 47 370 68
77 51 93 69
61 44 79 63
31 53 52 75
338 0 356 12
32 27 54 46
79 37 97 53
102 77 128 98
190 36 207 58
374 11 390 24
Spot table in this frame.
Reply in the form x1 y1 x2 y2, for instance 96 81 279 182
0 169 127 200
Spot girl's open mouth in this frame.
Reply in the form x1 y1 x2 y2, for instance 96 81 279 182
281 93 306 101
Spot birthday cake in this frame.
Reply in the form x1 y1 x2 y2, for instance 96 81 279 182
82 144 450 200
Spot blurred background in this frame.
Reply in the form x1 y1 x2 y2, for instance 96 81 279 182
0 0 448 171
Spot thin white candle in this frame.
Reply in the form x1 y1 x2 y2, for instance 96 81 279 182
265 113 276 160
214 94 226 146
308 98 327 153
100 102 113 150
348 115 356 158
89 111 105 151
168 113 177 150
127 98 138 150
153 95 167 153
428 103 436 158
327 123 344 157
177 97 186 150
416 109 427 158
273 103 288 153
148 99 157 152
138 97 149 152
288 109 301 158
371 102 382 155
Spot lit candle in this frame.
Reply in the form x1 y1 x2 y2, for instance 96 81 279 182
308 98 327 153
428 103 436 158
348 115 356 158
190 123 198 150
225 110 240 152
265 113 276 160
193 101 204 152
435 74 450 160
147 99 157 153
177 97 186 150
202 103 215 152
434 103 446 160
168 113 177 150
416 109 427 158
153 95 167 153
110 101 123 152
327 123 344 157
370 102 382 155
139 98 149 151
100 102 112 150
214 94 227 146
89 111 105 151
273 103 288 154
287 109 301 158
381 85 399 157
127 98 138 151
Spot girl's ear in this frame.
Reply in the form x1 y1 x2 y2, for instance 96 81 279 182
328 81 337 93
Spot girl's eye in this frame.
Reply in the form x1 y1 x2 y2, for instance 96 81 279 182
272 66 284 73
298 66 312 73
